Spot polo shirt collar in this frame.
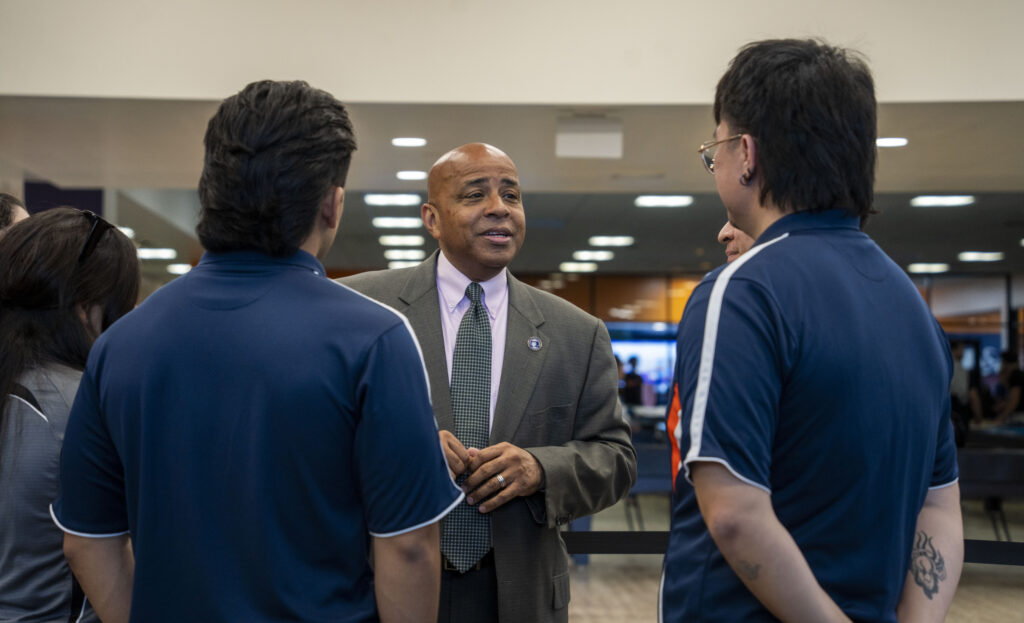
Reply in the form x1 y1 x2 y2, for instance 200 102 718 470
757 209 860 244
198 249 327 277
436 251 506 320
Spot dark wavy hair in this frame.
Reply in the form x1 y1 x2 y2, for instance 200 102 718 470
714 39 877 222
0 193 26 230
196 80 357 256
0 208 140 456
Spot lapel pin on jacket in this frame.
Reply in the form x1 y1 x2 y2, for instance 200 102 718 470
527 336 542 351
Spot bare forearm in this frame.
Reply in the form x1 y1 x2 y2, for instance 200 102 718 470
712 511 850 622
897 484 963 622
373 525 441 623
63 534 133 623
692 463 849 623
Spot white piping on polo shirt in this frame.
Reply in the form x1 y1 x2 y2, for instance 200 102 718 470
929 478 959 491
333 281 466 534
49 505 130 538
680 232 789 492
9 394 49 423
333 281 434 406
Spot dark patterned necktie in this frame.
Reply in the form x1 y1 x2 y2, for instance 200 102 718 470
441 282 492 572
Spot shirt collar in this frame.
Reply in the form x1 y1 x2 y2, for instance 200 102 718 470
198 249 327 277
436 251 507 319
757 209 861 244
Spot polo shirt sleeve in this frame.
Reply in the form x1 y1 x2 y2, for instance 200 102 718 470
930 398 959 489
51 355 131 537
354 322 463 537
677 277 786 493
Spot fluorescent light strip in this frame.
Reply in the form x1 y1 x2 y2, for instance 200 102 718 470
573 250 614 261
634 195 694 208
396 170 428 181
876 137 909 148
589 235 634 247
166 263 192 275
908 263 950 274
389 261 421 269
560 262 598 273
137 248 177 260
117 226 135 239
379 235 424 247
372 217 422 229
910 195 975 207
384 249 426 261
958 251 1004 262
365 193 422 207
391 137 427 147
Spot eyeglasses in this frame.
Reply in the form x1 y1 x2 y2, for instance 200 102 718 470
77 210 115 264
698 134 742 174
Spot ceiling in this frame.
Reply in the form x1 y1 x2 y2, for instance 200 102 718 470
1 96 1023 287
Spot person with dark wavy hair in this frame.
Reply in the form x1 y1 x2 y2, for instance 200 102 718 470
54 80 462 623
663 39 962 622
0 192 29 231
0 207 139 623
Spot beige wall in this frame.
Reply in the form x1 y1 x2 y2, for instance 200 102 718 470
0 0 1021 103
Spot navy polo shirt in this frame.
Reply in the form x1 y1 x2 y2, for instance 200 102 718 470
54 250 462 622
662 210 957 622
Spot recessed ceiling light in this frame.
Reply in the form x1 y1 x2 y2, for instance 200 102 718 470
372 217 422 229
117 226 135 239
137 248 177 260
396 170 428 181
907 263 950 274
589 235 634 247
958 251 1004 262
876 137 909 148
634 195 694 208
652 322 668 332
573 250 614 261
379 235 424 246
910 195 975 207
388 261 421 269
364 193 422 206
384 249 426 261
391 137 427 147
166 263 192 275
560 261 598 273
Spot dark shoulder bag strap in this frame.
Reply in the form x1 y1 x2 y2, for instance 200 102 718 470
8 382 88 622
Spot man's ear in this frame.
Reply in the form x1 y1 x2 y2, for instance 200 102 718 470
421 202 441 241
740 134 757 179
323 186 344 229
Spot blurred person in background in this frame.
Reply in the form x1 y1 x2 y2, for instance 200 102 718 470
0 192 29 232
0 207 139 622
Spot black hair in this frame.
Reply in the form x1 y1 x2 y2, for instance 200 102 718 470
714 39 877 221
0 208 140 461
196 80 357 256
0 193 26 230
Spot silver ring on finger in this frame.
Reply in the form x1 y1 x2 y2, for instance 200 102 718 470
496 474 507 489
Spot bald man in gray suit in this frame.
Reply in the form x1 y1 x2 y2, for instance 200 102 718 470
339 143 635 623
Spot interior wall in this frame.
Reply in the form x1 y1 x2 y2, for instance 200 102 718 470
1 0 1022 104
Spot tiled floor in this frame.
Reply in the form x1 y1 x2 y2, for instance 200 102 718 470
568 496 1024 622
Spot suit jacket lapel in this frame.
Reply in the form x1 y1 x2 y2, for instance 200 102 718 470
490 274 546 444
397 252 453 431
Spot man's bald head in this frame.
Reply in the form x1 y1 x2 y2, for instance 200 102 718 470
427 143 515 205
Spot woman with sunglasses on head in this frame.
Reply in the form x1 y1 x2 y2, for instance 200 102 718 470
0 207 139 623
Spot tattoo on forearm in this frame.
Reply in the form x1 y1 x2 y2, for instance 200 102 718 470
735 559 761 581
909 530 947 599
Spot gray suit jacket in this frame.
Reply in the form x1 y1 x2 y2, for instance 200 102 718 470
338 252 636 623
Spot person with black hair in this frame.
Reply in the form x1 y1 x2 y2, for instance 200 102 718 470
663 39 962 622
0 207 139 623
0 192 29 231
53 80 462 623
